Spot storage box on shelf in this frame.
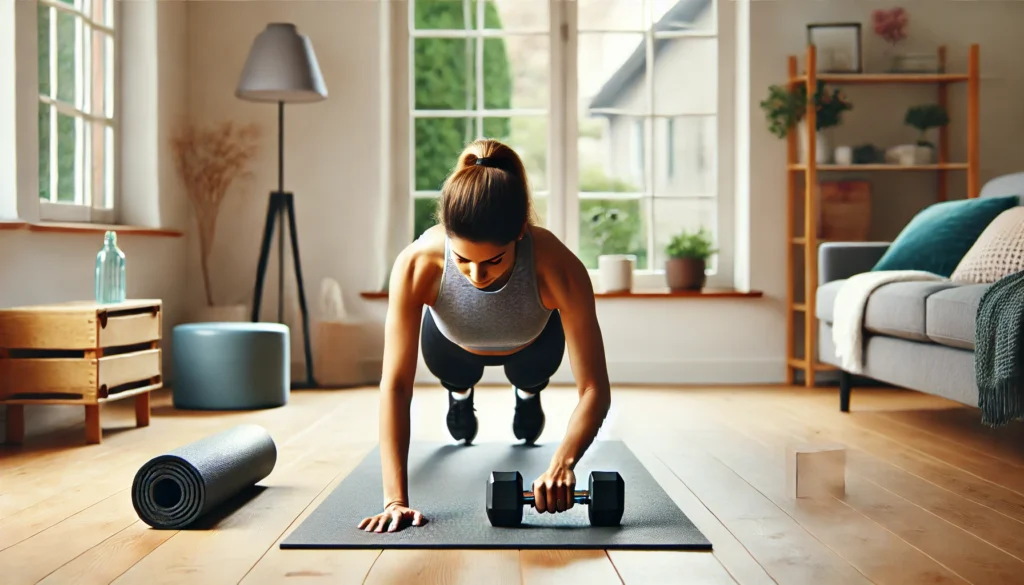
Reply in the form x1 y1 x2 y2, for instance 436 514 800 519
0 299 163 445
785 43 980 387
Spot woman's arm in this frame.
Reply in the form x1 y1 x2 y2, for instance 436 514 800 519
378 248 429 510
529 233 612 514
547 253 612 472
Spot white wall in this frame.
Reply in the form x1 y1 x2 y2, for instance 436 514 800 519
182 0 1024 388
0 0 189 440
185 0 386 379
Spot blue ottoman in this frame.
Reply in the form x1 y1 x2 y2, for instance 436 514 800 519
172 322 290 410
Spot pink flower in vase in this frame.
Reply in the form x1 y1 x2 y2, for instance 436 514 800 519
872 7 909 45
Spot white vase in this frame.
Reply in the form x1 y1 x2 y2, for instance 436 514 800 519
798 121 830 164
597 254 635 293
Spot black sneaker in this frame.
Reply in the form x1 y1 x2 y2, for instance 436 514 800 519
447 389 478 444
513 389 545 444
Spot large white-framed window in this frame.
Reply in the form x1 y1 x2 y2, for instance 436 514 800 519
397 0 732 288
36 0 116 224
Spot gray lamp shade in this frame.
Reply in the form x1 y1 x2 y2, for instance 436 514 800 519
236 23 327 103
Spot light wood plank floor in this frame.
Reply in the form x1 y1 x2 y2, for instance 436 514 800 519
3 383 1024 584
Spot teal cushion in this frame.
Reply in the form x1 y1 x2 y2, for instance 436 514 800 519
872 195 1020 276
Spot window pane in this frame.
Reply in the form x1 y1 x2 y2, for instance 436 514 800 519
414 0 473 31
650 0 716 33
578 0 645 31
57 112 77 203
414 0 548 32
105 124 114 208
38 5 50 96
652 197 717 272
483 116 547 191
90 121 107 208
654 115 716 196
578 33 647 115
38 103 51 201
578 32 647 194
414 38 476 110
489 0 548 32
104 0 115 28
578 197 648 270
83 118 92 206
414 195 439 241
91 29 112 118
88 0 113 27
105 33 114 118
652 36 717 116
579 113 646 194
56 9 77 104
414 116 475 191
486 35 548 110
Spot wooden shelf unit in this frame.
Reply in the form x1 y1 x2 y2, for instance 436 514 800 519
786 44 980 388
0 299 164 445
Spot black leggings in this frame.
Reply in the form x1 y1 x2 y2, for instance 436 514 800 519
421 309 565 393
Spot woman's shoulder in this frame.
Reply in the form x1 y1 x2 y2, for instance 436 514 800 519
391 225 446 303
529 225 577 268
528 225 592 303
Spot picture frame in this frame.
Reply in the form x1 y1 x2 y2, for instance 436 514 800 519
807 23 862 73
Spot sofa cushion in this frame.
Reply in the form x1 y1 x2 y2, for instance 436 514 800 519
951 207 1024 284
926 283 990 350
863 281 959 341
816 279 959 340
871 195 1019 277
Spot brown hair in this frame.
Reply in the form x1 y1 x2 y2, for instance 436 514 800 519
438 138 536 245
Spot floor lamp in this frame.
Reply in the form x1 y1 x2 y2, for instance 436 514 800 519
236 23 327 389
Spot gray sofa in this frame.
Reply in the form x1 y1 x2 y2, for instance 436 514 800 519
815 172 1024 412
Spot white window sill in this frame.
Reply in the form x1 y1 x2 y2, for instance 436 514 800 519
0 218 183 238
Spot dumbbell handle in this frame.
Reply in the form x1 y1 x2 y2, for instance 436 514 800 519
522 490 590 506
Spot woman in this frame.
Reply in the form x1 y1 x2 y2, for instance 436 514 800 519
357 139 612 534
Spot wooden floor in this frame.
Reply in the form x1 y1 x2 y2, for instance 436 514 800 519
2 384 1024 584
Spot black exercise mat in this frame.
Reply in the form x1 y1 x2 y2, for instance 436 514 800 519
280 440 711 550
131 424 278 529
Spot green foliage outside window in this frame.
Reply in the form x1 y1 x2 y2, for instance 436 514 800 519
413 0 511 239
38 5 79 203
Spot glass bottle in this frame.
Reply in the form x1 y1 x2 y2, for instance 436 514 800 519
95 231 126 304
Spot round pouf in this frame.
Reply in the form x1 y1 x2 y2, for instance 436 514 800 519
172 322 290 410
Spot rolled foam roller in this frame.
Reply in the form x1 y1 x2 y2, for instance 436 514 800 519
131 424 277 529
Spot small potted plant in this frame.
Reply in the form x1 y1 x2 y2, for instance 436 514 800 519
664 227 717 291
904 104 949 164
760 80 853 164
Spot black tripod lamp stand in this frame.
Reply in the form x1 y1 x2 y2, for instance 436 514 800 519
236 23 327 389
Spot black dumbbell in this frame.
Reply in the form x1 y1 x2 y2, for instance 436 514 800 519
486 470 625 527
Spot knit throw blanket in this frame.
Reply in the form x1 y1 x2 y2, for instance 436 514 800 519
975 269 1024 427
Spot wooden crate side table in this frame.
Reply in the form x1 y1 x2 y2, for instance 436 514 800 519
0 299 163 445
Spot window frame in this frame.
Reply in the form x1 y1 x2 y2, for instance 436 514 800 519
394 0 734 289
35 0 118 224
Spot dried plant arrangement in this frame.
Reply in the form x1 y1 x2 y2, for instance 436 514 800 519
171 120 262 307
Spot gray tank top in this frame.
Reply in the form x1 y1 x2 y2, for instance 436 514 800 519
427 230 553 352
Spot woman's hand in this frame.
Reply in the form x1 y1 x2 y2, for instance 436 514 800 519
532 465 577 514
357 502 426 533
